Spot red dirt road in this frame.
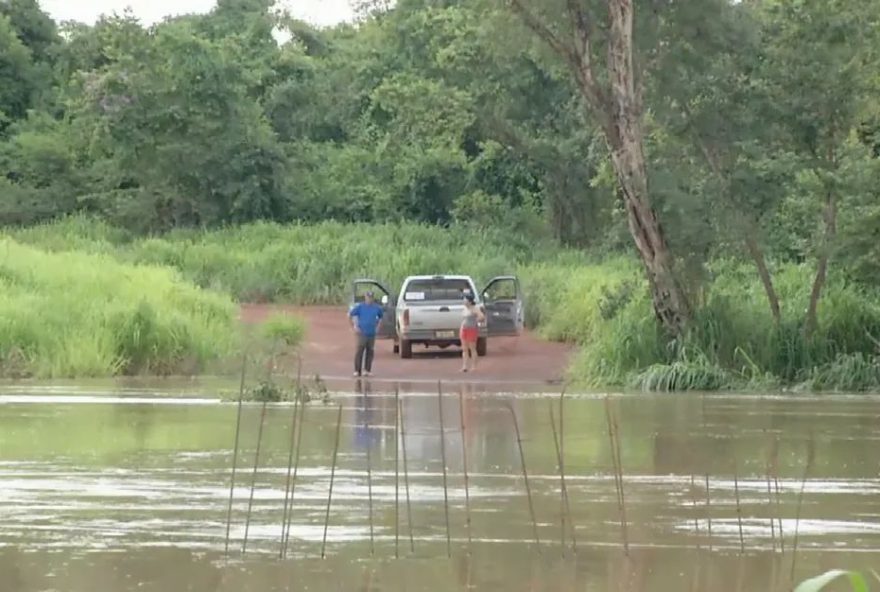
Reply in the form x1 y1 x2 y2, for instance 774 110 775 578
239 305 573 389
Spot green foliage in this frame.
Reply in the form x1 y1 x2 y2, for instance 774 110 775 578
795 570 870 592
259 313 306 348
1 0 880 386
0 236 238 378
8 216 880 390
0 14 36 126
551 258 880 391
12 216 573 304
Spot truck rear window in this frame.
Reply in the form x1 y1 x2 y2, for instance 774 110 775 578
404 278 473 302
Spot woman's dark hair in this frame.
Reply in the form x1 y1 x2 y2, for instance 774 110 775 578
465 292 476 304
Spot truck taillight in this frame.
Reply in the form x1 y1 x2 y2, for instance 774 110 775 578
403 309 410 327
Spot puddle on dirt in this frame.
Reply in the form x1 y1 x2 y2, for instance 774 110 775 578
1 382 879 591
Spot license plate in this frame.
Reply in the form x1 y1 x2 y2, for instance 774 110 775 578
436 330 456 339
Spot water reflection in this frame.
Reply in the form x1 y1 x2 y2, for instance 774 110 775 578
1 390 879 591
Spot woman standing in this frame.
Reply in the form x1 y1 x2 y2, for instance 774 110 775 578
460 293 485 373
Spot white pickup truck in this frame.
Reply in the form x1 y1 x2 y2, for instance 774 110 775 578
350 275 524 358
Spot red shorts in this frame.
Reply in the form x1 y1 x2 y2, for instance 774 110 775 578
460 327 479 343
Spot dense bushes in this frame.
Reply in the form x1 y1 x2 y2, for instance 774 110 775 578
0 237 238 378
8 217 880 391
543 261 880 391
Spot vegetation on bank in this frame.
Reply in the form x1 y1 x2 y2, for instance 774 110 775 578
9 217 880 392
1 1 880 390
0 237 239 378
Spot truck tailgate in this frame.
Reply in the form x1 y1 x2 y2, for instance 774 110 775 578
407 303 464 331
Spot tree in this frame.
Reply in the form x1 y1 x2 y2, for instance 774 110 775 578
758 0 880 337
0 0 58 62
66 19 287 230
653 3 786 322
0 14 36 128
499 0 696 335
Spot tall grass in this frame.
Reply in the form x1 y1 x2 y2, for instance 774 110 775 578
0 238 238 378
560 259 880 391
11 216 582 303
9 216 880 390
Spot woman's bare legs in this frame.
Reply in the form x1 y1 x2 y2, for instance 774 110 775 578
461 341 477 372
461 341 475 372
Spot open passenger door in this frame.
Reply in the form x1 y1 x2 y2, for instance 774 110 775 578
350 279 397 339
481 276 524 336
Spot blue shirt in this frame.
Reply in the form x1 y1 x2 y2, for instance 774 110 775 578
349 302 384 337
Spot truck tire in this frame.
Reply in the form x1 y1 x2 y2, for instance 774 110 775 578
400 339 413 359
393 342 400 354
476 337 487 357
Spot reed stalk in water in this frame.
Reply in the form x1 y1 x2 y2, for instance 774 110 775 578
281 398 307 558
733 459 745 554
242 400 268 554
321 404 344 559
770 436 784 555
399 398 415 554
395 385 401 559
365 395 374 556
612 407 629 555
690 473 701 551
507 402 540 551
766 463 776 553
224 353 247 560
789 434 816 584
560 388 576 553
437 381 452 558
705 473 713 553
550 400 576 555
278 396 300 559
604 397 628 555
459 388 473 549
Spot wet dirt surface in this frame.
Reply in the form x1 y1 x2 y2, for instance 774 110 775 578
239 305 574 388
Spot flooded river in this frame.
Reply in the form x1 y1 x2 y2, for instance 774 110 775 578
1 382 879 591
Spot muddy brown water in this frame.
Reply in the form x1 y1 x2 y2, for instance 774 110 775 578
1 382 879 591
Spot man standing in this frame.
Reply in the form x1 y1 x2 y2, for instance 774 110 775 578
349 291 384 377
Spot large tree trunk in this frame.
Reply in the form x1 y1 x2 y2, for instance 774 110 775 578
604 0 690 335
804 190 837 339
508 0 692 335
745 234 782 324
608 127 691 335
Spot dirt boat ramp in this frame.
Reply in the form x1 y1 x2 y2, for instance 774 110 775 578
240 305 574 391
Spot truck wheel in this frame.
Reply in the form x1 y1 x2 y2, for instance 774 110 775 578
400 339 413 359
476 337 487 357
393 342 400 354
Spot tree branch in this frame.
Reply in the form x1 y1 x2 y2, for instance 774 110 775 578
507 0 574 63
564 0 609 114
565 0 590 58
680 102 782 324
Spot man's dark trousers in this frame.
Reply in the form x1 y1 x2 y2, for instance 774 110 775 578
355 333 376 374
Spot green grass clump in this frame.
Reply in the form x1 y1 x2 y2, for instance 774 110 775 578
804 353 880 392
0 238 238 378
259 313 306 348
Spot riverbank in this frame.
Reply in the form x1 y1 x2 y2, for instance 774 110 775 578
4 217 880 391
